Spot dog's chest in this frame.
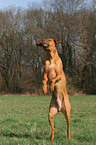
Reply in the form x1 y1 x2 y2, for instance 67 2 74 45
48 63 56 81
48 62 56 70
49 63 53 69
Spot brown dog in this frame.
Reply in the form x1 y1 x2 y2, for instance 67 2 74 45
36 38 71 141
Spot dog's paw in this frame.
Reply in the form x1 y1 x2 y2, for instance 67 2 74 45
50 83 54 92
43 86 47 94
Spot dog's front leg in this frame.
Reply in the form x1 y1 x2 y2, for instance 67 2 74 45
50 62 62 92
50 80 55 92
43 72 48 94
50 73 61 92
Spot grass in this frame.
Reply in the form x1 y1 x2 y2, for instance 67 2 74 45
0 95 96 145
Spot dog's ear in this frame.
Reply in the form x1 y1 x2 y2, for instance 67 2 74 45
54 39 62 44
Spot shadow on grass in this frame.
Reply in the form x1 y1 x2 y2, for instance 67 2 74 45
1 132 49 140
2 132 31 138
76 136 94 143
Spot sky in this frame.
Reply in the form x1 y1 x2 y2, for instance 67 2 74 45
0 0 43 10
0 0 95 10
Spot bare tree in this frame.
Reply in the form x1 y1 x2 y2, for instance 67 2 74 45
0 1 96 94
0 8 24 92
78 10 96 93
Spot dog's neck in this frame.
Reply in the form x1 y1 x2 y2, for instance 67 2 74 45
47 47 58 62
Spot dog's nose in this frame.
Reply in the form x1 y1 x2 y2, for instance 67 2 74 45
43 39 46 43
43 39 45 43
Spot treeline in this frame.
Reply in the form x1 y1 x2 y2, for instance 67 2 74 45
0 0 96 94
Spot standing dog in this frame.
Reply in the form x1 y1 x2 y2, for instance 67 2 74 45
36 38 71 141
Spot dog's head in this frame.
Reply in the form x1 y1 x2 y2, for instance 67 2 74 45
36 38 61 51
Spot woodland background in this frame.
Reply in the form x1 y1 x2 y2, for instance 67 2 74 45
0 0 96 95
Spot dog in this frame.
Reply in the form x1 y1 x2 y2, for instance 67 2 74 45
36 38 71 141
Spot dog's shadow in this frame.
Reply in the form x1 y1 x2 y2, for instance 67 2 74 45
2 132 31 139
2 132 49 140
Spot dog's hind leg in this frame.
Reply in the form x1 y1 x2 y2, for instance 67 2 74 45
49 96 58 141
61 94 71 139
56 94 62 111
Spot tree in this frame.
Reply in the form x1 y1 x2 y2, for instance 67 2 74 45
0 1 96 94
0 8 24 92
78 10 96 93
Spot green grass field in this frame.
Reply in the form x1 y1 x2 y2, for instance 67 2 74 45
0 95 96 145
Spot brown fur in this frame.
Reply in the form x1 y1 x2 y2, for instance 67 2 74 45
37 38 71 141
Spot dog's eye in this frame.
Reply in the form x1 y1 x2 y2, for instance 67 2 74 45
49 40 52 41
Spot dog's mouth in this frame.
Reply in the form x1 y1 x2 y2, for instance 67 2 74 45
36 42 49 48
42 43 49 48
